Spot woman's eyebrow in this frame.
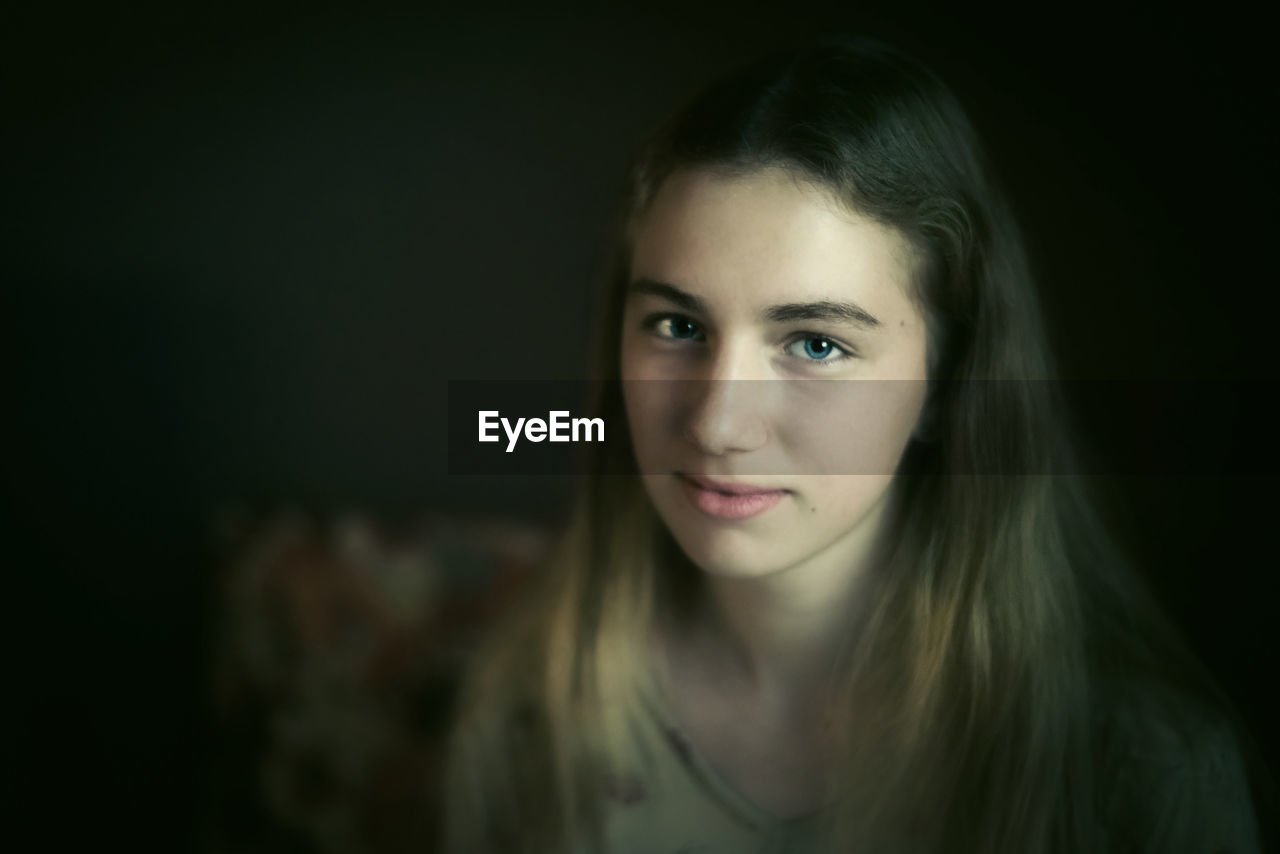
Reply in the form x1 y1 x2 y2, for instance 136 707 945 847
765 301 881 329
628 278 706 313
629 277 881 329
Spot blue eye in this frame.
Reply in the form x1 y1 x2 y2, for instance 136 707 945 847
648 314 704 341
668 318 700 339
787 335 847 361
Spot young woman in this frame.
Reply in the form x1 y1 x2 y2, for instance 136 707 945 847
442 38 1269 853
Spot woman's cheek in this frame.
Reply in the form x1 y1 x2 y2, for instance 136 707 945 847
623 380 673 473
774 380 924 475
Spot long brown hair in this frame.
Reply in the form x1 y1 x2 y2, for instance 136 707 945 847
443 37 1258 853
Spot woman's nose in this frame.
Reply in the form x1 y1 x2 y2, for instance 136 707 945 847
681 342 770 456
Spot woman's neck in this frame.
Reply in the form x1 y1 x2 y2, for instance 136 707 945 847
684 494 891 714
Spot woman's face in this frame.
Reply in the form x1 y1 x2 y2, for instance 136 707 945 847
621 167 930 580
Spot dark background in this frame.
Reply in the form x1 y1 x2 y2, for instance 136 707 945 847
6 1 1277 848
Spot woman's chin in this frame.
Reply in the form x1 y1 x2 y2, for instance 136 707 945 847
663 525 793 579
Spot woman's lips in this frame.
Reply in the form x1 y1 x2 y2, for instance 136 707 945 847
676 473 789 520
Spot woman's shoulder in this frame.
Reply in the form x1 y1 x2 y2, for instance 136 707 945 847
1092 675 1265 853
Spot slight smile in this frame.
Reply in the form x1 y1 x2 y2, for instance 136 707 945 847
676 473 791 520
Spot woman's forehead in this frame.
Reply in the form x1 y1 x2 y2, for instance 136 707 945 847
629 167 919 316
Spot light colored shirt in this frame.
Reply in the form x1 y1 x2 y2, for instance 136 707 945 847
598 672 826 854
593 673 1264 854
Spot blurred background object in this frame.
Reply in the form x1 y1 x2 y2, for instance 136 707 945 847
206 507 550 853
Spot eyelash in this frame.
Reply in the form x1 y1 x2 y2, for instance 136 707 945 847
640 312 857 366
